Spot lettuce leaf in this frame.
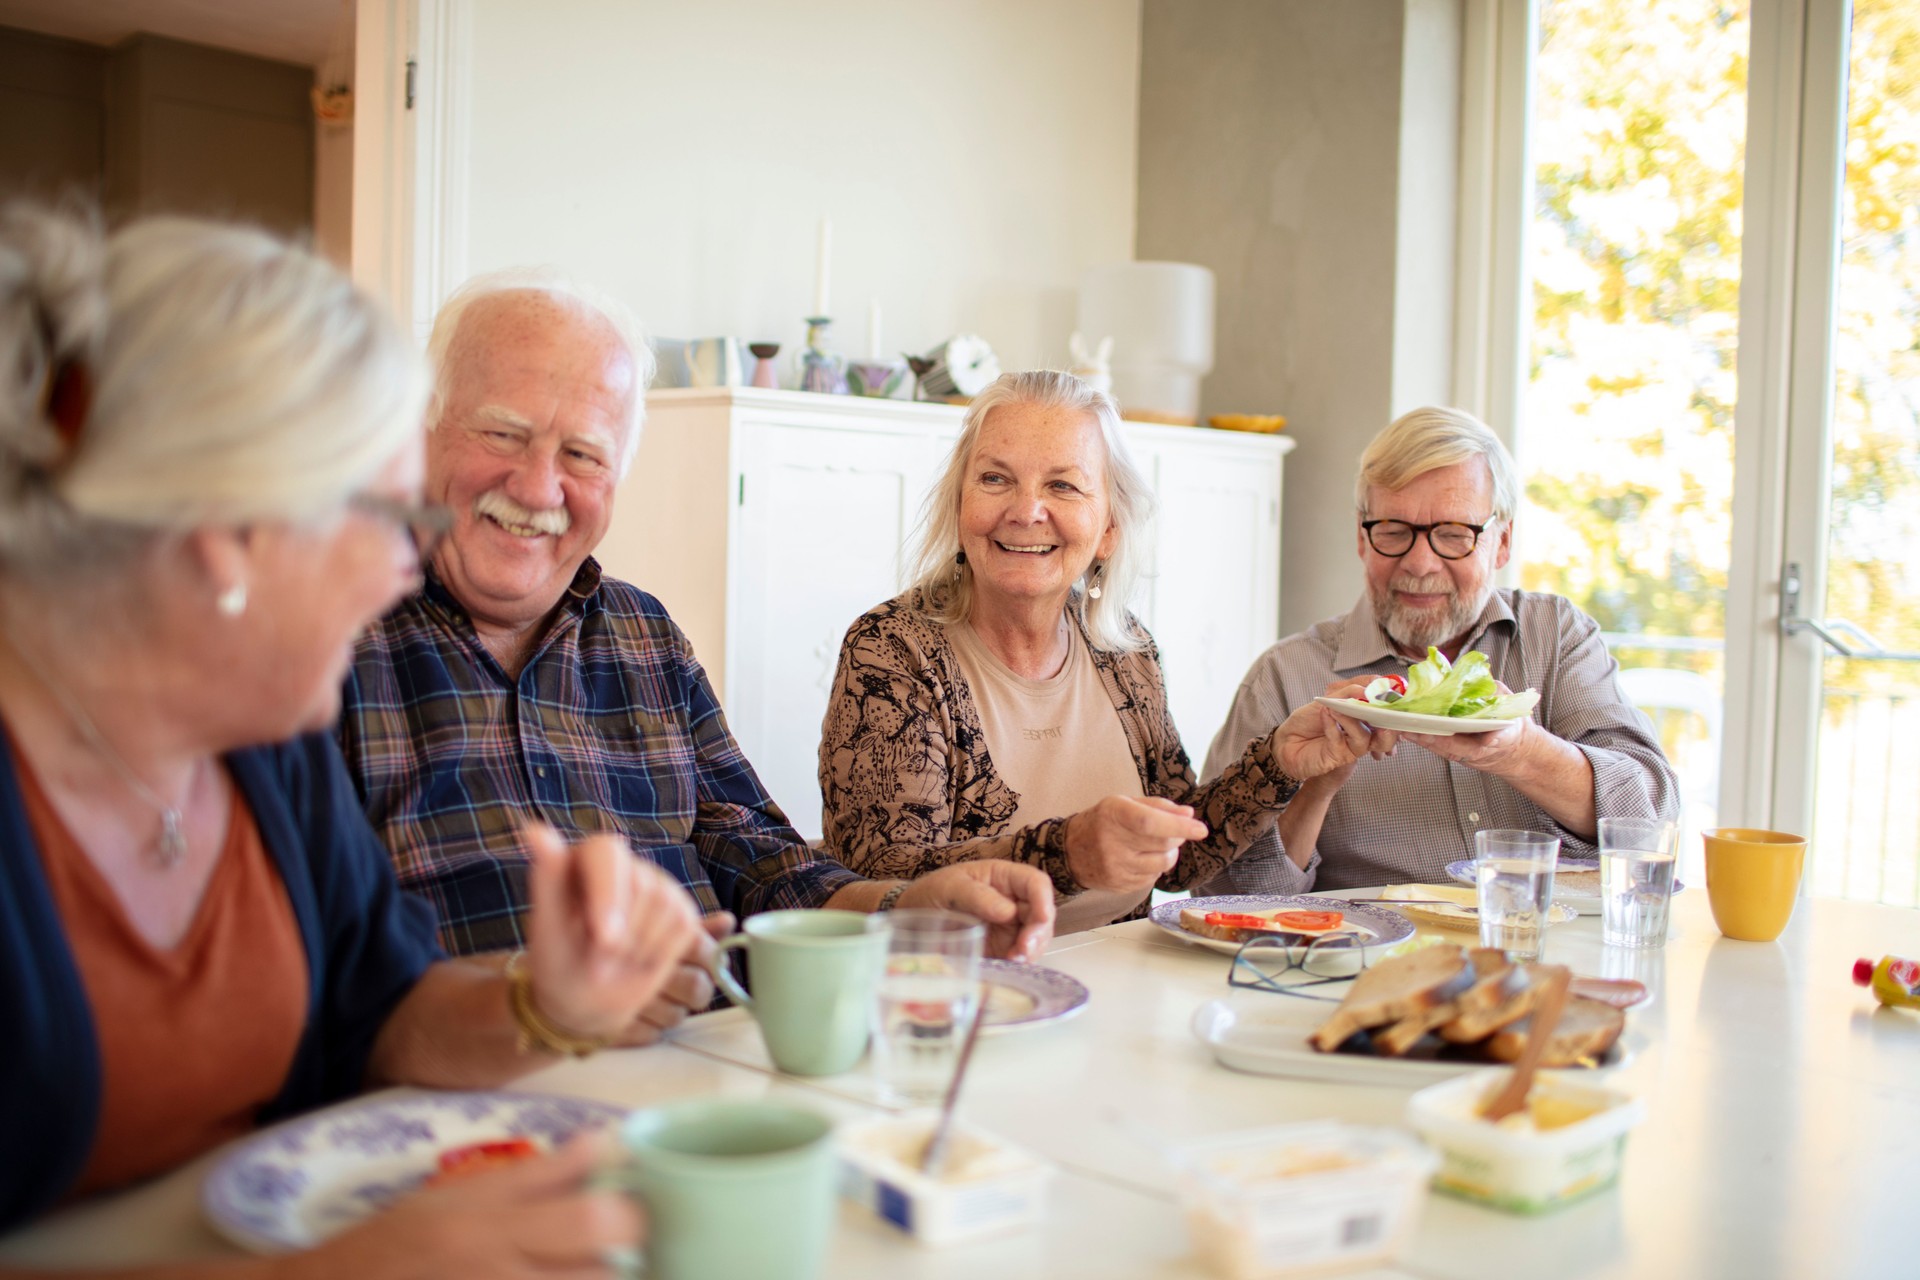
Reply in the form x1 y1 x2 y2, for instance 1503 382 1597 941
1386 648 1534 719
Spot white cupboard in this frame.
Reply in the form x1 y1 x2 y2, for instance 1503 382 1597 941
596 387 1295 840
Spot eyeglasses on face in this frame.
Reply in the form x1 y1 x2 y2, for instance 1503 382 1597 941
1359 517 1493 561
1226 933 1373 1003
350 493 454 563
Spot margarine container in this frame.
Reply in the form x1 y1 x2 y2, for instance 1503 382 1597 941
1405 1073 1644 1214
1171 1121 1436 1280
836 1112 1051 1246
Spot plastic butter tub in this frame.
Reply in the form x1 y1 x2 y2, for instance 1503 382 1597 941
1405 1073 1644 1214
1171 1122 1436 1280
836 1112 1051 1246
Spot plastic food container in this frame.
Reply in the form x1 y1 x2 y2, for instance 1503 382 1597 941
1405 1073 1645 1214
1171 1122 1436 1279
836 1112 1051 1246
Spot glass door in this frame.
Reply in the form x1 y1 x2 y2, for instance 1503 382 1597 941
1515 0 1750 876
1779 0 1920 906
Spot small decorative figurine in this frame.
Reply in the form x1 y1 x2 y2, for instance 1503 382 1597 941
1068 332 1114 395
799 317 848 395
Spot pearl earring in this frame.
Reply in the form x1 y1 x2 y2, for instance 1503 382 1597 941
216 583 248 617
1087 562 1105 600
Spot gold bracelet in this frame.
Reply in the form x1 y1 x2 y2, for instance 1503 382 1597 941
504 950 611 1058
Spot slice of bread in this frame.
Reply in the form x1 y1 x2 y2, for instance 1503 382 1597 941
1370 949 1521 1056
1434 958 1550 1043
1307 944 1472 1052
1555 869 1601 895
1483 994 1626 1067
1178 907 1362 946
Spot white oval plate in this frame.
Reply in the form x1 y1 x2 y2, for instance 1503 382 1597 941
1313 691 1540 736
1148 894 1415 965
1191 996 1634 1087
202 1090 626 1253
978 959 1089 1034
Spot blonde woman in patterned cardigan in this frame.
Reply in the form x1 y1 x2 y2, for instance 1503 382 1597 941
818 372 1376 932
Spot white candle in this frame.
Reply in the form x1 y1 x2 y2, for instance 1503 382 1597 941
868 298 883 360
813 218 832 318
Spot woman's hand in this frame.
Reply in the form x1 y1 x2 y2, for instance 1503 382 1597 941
1063 795 1209 893
1268 701 1370 782
296 1134 638 1280
520 823 704 1043
898 861 1056 961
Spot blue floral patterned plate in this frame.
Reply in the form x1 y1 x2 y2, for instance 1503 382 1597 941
978 959 1090 1034
202 1090 626 1253
1149 894 1415 967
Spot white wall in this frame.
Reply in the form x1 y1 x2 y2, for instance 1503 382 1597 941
462 0 1141 372
1136 0 1419 634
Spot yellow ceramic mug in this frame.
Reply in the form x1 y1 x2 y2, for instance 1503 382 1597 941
1702 828 1807 941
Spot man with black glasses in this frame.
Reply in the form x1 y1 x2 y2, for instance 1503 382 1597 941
1197 407 1679 893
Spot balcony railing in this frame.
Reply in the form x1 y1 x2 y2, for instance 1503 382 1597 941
1600 631 1919 908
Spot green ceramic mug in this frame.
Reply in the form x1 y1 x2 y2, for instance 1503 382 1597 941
710 909 890 1076
613 1099 835 1280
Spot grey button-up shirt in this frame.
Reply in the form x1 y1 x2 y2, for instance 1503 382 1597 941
1196 589 1680 894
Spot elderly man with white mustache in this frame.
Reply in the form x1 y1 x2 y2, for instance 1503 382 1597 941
338 270 1054 1047
1196 406 1680 894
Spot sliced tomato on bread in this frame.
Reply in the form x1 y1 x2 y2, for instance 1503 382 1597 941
427 1137 540 1185
1180 906 1357 945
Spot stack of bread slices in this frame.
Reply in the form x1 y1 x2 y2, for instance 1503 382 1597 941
1303 944 1625 1067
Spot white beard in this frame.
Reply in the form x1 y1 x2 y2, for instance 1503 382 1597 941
1371 573 1487 654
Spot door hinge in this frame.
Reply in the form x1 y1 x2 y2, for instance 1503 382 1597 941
405 59 417 110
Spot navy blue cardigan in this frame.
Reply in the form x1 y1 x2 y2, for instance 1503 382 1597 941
0 731 443 1231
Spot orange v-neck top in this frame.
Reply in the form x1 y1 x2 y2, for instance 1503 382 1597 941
19 755 310 1197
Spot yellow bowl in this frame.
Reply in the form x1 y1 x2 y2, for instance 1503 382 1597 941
1207 413 1288 433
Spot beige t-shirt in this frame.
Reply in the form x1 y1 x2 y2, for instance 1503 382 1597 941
947 620 1147 932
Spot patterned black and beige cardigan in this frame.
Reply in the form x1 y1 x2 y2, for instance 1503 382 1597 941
818 590 1304 921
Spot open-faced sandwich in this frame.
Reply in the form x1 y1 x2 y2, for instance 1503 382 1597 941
1179 906 1361 946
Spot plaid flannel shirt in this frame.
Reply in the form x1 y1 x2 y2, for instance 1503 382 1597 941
339 560 860 954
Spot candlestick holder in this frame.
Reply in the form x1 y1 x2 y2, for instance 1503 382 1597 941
800 316 848 395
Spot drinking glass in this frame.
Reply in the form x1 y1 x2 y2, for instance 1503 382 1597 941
1599 817 1680 948
1474 829 1560 961
871 909 984 1105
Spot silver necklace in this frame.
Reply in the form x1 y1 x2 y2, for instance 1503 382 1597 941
6 634 189 868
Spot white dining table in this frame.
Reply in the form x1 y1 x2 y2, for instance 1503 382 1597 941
3 887 1915 1280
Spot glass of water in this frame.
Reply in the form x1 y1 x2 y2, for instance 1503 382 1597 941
1598 816 1680 948
1474 829 1561 961
871 909 983 1104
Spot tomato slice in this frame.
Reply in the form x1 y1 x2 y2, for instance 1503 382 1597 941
1270 910 1344 931
1384 674 1408 694
429 1138 540 1184
1204 912 1278 929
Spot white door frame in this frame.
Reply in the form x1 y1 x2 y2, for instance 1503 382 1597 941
350 0 471 341
1761 0 1852 835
